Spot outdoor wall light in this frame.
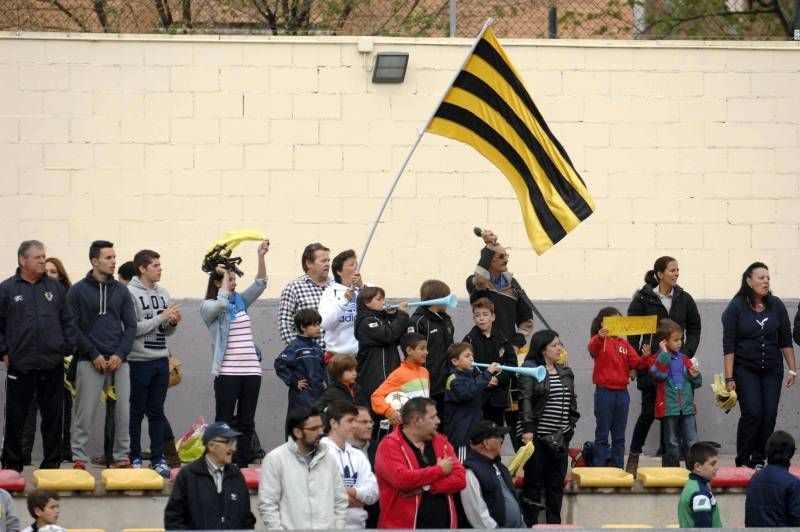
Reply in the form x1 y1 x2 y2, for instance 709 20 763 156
371 52 409 83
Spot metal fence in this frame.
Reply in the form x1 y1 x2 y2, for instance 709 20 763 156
2 0 799 40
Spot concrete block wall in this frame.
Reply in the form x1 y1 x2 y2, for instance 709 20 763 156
1 33 800 454
0 33 798 299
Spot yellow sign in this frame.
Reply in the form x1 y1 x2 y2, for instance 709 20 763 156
602 315 658 336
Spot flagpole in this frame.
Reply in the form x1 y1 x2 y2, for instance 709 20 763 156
358 17 495 271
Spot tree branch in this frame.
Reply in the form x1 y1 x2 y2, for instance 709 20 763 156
47 0 89 32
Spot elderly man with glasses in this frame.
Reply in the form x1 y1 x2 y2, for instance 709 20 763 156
164 422 256 530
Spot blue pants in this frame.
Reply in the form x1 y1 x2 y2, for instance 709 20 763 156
129 358 169 463
593 387 630 468
662 414 697 467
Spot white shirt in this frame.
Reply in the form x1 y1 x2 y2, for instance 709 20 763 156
321 437 379 529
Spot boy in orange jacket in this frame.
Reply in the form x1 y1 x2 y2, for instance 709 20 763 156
371 333 430 428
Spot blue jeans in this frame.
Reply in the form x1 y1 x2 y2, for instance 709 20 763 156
593 387 630 468
129 358 169 463
662 414 697 467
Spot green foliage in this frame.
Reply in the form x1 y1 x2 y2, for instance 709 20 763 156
559 0 796 39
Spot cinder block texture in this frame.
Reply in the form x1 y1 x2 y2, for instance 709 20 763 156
0 34 797 300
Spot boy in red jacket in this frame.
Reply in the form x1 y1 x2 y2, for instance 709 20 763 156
373 397 465 529
588 307 651 468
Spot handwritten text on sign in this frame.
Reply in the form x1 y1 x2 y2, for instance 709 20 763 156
602 315 658 336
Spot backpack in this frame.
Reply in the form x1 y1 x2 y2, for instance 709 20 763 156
570 441 595 468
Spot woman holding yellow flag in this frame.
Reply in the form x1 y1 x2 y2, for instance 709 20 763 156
625 256 701 474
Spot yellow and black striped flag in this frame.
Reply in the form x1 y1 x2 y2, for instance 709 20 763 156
426 27 595 255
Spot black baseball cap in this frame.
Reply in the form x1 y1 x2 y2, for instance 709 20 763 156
202 422 241 445
469 420 510 444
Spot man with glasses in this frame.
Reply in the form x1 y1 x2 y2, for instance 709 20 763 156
164 422 256 530
349 406 379 528
466 228 534 350
458 421 525 528
258 407 347 529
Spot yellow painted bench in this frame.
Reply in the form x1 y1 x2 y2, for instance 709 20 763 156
636 467 689 488
571 467 635 488
33 470 95 491
101 469 165 491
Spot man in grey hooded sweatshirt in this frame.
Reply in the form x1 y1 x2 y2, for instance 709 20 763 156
127 249 181 478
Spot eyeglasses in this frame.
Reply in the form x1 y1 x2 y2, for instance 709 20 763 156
356 419 374 425
303 425 324 433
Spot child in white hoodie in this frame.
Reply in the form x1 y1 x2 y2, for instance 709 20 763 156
320 401 379 529
319 250 363 357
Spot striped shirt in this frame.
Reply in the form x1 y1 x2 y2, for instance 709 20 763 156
536 372 569 436
220 310 262 376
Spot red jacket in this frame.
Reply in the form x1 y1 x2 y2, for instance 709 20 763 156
374 427 466 529
588 335 649 390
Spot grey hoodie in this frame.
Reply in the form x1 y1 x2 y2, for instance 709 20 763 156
127 276 175 362
0 489 19 532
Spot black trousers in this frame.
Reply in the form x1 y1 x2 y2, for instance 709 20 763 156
3 366 64 471
734 364 782 467
214 374 261 468
522 437 568 524
21 390 72 464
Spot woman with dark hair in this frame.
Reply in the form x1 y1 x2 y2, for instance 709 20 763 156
723 262 796 469
519 330 579 525
625 256 701 474
199 240 269 468
319 249 363 358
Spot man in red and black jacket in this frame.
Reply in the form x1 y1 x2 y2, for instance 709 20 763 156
374 397 466 529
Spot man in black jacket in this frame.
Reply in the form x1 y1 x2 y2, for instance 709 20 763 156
465 228 533 349
459 420 525 528
68 240 137 470
164 422 256 530
0 240 78 472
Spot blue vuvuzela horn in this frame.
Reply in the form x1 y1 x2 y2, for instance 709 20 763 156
472 362 546 382
388 293 458 310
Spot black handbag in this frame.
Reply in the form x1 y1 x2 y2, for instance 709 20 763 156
538 430 566 454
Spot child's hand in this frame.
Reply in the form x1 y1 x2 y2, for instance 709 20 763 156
629 369 636 382
488 377 499 387
296 379 309 391
688 365 700 378
487 362 500 374
397 302 409 313
658 339 668 353
641 344 651 357
388 411 402 425
598 328 609 338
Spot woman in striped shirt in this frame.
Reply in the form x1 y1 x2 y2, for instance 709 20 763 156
519 330 579 525
200 240 269 469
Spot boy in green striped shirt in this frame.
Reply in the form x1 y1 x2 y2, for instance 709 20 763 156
678 442 722 528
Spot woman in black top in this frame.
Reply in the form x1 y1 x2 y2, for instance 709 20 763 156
626 256 701 473
519 330 579 525
723 262 796 468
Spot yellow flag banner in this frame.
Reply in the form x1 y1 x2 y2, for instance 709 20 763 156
425 27 595 254
601 315 658 337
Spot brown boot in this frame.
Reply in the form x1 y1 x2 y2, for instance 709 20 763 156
625 452 640 476
164 438 181 469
